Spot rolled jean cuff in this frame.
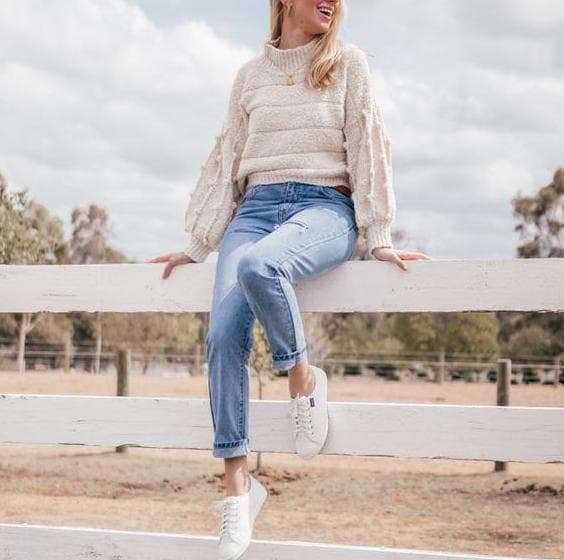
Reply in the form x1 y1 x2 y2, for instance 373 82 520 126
212 437 251 459
272 345 308 371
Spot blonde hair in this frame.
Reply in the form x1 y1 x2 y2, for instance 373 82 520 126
269 0 347 90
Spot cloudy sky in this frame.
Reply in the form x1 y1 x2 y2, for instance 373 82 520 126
1 0 562 262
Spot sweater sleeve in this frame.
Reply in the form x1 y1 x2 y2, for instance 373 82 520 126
343 45 396 253
182 64 249 262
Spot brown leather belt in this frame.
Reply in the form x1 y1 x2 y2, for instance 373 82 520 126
332 184 352 197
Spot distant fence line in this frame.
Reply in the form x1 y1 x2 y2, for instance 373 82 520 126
0 346 561 385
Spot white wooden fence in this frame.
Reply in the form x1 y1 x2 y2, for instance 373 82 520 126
0 259 563 560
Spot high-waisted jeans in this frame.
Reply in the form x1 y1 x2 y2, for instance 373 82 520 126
206 181 359 458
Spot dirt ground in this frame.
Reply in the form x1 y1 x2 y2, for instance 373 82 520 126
0 370 563 559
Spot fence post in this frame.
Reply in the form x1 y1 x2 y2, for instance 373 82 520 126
116 347 130 453
435 351 445 383
193 342 202 376
63 333 72 374
494 358 511 472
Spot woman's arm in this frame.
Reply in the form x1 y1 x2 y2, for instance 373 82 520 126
182 63 249 262
343 44 396 255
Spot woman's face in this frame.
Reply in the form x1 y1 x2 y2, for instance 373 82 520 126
286 0 339 35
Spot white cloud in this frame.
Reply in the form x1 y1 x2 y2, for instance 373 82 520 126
347 0 563 256
0 0 252 261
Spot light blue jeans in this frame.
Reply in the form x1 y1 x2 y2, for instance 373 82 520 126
206 181 359 458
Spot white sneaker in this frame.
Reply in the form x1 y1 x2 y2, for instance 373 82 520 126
288 364 329 459
213 474 268 560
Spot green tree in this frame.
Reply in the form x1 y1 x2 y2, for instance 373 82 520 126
0 172 66 264
392 312 499 356
0 173 70 373
506 324 554 358
66 204 128 373
102 312 201 375
500 167 564 358
512 167 563 258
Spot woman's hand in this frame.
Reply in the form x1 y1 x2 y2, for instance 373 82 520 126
147 252 196 279
371 247 432 271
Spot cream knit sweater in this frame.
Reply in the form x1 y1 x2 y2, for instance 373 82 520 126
183 35 396 262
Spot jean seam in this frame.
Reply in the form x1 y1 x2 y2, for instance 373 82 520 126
205 332 217 434
238 309 255 440
214 438 248 449
272 345 307 360
275 274 298 358
246 185 263 201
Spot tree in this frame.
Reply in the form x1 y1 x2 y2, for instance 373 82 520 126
102 312 201 375
506 324 554 358
0 172 69 373
512 167 563 258
392 312 499 356
501 168 564 358
67 204 128 373
0 172 66 264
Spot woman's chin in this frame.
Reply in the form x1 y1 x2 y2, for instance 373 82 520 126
309 22 331 34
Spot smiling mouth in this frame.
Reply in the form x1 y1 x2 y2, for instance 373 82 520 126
317 6 333 20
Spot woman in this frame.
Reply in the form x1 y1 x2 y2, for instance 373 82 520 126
150 0 430 557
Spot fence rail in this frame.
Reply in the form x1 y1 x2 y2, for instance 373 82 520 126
0 259 562 313
0 394 562 463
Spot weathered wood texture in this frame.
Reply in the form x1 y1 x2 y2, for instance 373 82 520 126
0 259 562 313
1 395 562 463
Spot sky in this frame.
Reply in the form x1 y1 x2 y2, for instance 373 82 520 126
0 0 563 262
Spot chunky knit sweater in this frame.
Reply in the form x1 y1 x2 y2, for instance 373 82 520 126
183 34 396 262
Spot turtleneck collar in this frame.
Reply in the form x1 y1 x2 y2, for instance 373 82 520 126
263 35 321 73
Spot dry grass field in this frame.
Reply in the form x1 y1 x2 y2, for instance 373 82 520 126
1 369 563 558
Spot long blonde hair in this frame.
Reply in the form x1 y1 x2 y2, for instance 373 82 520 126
269 0 347 90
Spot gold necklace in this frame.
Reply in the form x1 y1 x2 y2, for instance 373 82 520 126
268 37 304 85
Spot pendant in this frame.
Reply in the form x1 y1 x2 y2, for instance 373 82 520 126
287 74 294 85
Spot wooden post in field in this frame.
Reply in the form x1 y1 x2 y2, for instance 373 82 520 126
435 350 445 383
193 342 202 376
116 347 130 453
63 333 72 373
494 358 511 472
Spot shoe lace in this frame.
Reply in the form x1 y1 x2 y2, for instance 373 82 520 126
214 498 241 541
289 394 314 437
